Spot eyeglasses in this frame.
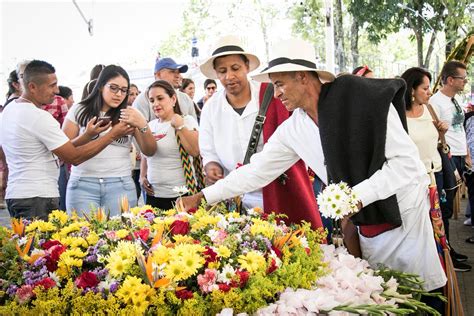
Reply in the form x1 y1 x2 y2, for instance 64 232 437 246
106 84 129 95
452 76 467 81
206 86 217 91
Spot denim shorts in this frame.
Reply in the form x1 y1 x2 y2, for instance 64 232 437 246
7 197 59 221
66 176 137 217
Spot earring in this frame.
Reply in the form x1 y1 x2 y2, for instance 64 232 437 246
411 95 415 103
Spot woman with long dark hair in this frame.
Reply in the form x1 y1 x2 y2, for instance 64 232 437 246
140 80 199 210
63 65 156 215
402 67 471 275
3 70 22 109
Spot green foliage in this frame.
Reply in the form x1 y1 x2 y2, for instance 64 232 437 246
288 0 325 48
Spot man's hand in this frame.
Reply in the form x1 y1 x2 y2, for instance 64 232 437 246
204 162 224 185
176 192 204 212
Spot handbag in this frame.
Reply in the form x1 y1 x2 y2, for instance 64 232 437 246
426 104 462 191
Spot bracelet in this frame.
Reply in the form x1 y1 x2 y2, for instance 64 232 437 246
138 125 148 133
175 124 186 131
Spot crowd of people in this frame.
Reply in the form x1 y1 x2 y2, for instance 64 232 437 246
0 35 472 312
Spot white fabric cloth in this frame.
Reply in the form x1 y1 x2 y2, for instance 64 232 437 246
133 89 197 122
430 91 467 156
147 115 198 198
199 80 264 208
407 105 442 173
203 105 446 291
65 104 132 178
1 101 69 198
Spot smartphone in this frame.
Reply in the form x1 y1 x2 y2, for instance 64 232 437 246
97 116 111 127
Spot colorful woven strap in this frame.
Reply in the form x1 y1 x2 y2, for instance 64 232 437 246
176 134 203 195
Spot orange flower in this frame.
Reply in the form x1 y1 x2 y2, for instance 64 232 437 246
16 235 35 259
120 196 129 213
11 218 25 237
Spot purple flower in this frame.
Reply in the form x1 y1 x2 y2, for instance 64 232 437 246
6 284 18 296
109 282 119 293
85 254 98 263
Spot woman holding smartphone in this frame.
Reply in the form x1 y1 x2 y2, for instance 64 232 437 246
140 80 200 210
62 65 156 215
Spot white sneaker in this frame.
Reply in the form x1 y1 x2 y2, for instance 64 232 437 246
464 218 472 226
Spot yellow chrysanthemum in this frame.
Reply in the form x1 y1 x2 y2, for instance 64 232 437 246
25 220 56 233
69 237 89 249
107 257 133 278
225 212 241 220
61 247 87 258
191 215 220 230
164 261 187 281
86 231 99 245
134 218 149 228
238 251 266 274
207 261 220 270
115 241 137 260
48 210 69 225
59 221 89 237
217 245 231 258
181 252 205 276
250 218 275 239
115 229 130 239
172 234 195 244
163 209 177 217
150 245 170 265
130 204 153 216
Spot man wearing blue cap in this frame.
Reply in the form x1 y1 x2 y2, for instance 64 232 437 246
132 57 197 121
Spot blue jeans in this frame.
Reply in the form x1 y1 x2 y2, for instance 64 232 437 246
66 176 137 217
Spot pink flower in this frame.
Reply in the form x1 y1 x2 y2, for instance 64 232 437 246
197 268 217 293
16 285 34 304
105 231 117 241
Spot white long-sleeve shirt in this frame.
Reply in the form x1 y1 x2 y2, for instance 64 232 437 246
203 104 446 291
199 80 264 207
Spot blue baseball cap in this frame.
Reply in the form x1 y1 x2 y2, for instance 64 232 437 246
154 58 188 73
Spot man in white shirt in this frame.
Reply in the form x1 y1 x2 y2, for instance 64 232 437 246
132 58 197 121
430 61 472 263
180 39 446 300
196 35 322 229
0 60 132 220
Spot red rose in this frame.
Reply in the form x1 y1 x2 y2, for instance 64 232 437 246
175 289 194 300
41 240 62 250
236 270 249 288
49 244 67 262
124 234 133 241
188 207 197 214
203 246 218 266
218 283 231 292
266 258 278 274
305 248 311 255
170 220 189 235
34 277 56 289
75 271 99 289
134 228 150 242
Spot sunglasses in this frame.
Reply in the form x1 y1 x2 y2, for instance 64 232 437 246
206 86 217 91
106 84 129 95
452 76 467 82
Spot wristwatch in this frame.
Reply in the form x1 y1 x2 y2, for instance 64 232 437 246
175 124 186 131
138 125 148 133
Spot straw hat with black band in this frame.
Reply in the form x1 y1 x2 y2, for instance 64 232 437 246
200 35 260 79
252 38 335 83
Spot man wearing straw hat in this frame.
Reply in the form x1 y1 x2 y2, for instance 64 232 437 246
198 35 323 229
181 38 446 298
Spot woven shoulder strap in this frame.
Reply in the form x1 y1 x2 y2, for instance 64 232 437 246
243 83 274 165
176 134 204 195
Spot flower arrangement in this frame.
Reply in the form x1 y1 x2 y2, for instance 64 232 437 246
0 203 328 315
317 182 359 219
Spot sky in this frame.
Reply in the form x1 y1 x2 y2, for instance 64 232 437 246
0 0 294 101
0 0 196 98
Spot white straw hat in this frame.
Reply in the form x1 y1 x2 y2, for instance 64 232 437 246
252 38 335 83
200 35 260 79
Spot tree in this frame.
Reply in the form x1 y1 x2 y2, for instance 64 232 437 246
288 0 325 60
159 0 212 58
348 0 471 68
334 0 345 71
